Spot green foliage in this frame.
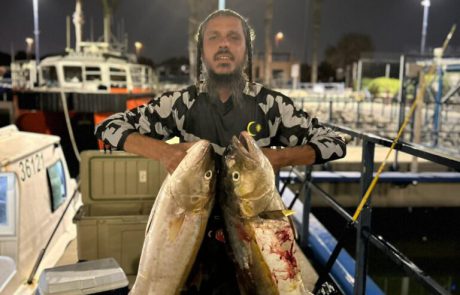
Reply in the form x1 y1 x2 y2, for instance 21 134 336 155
366 77 400 99
361 78 373 90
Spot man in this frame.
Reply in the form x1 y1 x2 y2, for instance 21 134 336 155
95 9 346 294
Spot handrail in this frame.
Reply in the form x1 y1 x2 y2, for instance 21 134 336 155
326 123 460 171
282 124 456 295
289 172 449 294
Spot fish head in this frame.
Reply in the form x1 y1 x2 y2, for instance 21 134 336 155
171 140 216 211
223 131 275 218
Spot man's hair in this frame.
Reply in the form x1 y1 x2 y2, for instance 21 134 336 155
195 9 256 83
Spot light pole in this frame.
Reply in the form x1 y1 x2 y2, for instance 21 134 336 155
420 0 430 55
218 0 225 10
32 0 40 65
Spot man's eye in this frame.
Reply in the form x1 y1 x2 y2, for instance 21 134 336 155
229 35 240 41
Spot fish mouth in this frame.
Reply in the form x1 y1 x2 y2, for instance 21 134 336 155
236 131 257 156
224 131 257 162
181 140 214 171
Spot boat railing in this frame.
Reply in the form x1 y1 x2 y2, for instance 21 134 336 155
280 123 460 295
14 90 157 113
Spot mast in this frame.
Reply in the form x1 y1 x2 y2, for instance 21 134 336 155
73 0 84 52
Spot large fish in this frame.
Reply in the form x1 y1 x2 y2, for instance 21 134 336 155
130 140 216 295
220 132 309 295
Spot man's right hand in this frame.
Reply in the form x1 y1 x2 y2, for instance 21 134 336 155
123 133 196 174
159 142 195 174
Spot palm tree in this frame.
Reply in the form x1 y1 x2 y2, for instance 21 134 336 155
310 0 322 83
264 0 273 86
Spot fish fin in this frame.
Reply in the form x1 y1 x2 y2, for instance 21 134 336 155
168 213 186 242
288 215 299 241
258 209 295 219
145 199 159 235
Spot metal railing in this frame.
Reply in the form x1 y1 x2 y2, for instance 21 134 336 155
282 124 460 295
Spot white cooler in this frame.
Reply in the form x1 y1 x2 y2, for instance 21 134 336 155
36 258 128 295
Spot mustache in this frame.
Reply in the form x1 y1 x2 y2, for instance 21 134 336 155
214 49 234 61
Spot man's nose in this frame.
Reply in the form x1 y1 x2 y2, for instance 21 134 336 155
218 36 230 48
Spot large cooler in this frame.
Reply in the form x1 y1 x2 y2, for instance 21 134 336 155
74 151 167 282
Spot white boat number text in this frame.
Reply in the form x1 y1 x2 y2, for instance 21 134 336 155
19 153 44 182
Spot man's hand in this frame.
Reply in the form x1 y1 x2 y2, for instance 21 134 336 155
159 142 195 174
123 133 196 174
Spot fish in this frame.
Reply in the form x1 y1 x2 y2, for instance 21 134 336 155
130 140 216 295
220 131 310 295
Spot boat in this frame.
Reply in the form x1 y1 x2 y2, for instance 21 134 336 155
8 0 159 176
0 125 82 294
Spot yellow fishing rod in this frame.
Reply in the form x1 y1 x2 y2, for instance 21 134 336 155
313 24 456 294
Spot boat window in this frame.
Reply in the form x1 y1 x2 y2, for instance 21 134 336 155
47 160 67 212
144 68 150 84
0 173 16 236
109 67 127 86
64 66 83 83
131 67 142 86
85 66 101 82
42 66 59 87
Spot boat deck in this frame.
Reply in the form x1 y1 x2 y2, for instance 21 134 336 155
57 237 319 292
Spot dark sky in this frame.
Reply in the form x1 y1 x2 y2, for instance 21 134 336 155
1 0 459 64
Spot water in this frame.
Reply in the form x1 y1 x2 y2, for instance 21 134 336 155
312 207 460 294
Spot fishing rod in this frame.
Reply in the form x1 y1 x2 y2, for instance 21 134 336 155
27 181 81 284
313 24 457 294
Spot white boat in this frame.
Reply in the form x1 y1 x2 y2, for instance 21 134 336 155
8 0 159 169
11 44 157 95
0 125 82 294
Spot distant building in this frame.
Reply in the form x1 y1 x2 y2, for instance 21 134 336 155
253 52 300 88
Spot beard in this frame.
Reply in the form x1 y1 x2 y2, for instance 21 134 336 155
204 64 247 108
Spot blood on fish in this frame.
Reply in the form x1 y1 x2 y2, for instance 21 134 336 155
269 237 299 280
275 227 292 244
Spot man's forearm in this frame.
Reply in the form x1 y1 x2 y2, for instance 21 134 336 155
123 133 170 161
263 145 316 169
123 133 194 173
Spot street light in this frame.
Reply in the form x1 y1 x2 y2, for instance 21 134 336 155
420 0 430 55
134 41 143 57
25 37 34 60
275 31 284 47
32 0 40 65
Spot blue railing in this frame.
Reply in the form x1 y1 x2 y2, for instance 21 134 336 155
280 124 460 295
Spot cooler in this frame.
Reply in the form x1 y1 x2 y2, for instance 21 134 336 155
74 151 167 283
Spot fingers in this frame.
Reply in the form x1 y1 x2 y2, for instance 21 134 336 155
160 144 187 174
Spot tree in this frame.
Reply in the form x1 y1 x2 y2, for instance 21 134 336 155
318 61 335 82
264 0 273 86
187 0 217 83
0 52 11 66
310 0 322 83
325 33 374 70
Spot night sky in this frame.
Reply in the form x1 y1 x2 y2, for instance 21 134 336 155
1 0 459 64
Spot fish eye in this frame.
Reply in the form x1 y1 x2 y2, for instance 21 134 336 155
232 171 240 182
204 170 213 180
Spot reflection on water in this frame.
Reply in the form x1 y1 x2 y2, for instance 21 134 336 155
312 207 460 295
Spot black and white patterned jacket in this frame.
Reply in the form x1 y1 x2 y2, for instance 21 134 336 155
95 82 346 164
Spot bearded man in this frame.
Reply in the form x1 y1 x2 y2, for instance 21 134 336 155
95 9 346 294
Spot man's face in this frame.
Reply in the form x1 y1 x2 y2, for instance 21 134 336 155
202 15 246 76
